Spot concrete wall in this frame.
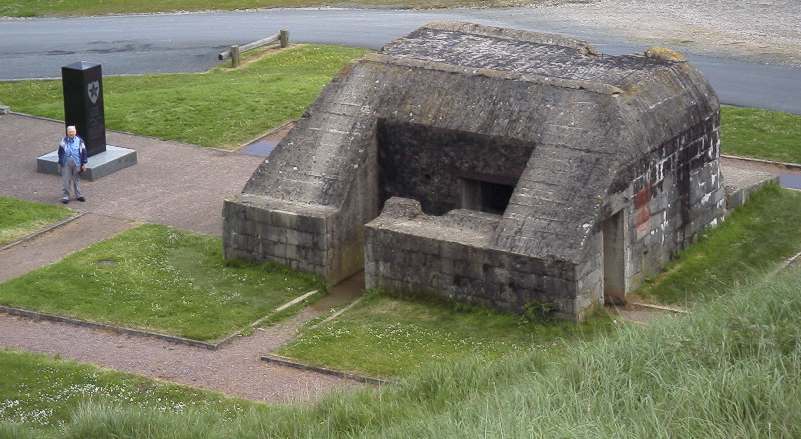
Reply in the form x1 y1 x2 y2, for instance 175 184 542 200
378 121 534 215
365 198 582 317
576 114 725 304
223 196 336 277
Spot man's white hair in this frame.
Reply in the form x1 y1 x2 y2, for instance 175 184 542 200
66 125 77 132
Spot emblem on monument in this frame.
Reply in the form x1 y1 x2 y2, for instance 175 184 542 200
87 80 100 104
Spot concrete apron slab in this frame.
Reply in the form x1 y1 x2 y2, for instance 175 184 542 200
0 213 135 283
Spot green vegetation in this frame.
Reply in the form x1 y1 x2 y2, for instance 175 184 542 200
1 46 796 163
0 196 72 246
0 224 322 341
0 45 366 148
639 184 801 304
721 105 801 164
281 186 801 377
6 255 801 437
0 0 526 17
0 349 258 434
278 291 610 377
3 188 801 437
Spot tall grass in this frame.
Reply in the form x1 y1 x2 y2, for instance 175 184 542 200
10 268 799 438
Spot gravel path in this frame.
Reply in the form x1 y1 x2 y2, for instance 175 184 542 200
0 113 364 401
0 302 357 403
0 113 262 236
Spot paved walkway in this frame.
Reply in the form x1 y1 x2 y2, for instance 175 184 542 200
0 113 263 236
0 307 353 403
0 113 365 401
0 274 364 402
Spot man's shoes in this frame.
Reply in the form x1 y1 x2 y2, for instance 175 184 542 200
61 198 69 204
77 197 86 202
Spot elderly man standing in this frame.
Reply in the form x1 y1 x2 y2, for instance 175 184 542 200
57 125 88 204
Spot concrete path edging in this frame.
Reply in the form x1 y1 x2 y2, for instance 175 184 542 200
0 212 85 252
0 289 322 351
260 353 390 386
0 305 218 349
721 154 801 171
309 295 366 330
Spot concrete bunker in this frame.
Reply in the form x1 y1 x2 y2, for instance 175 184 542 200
223 22 725 319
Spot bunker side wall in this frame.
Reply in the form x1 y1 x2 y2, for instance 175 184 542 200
365 225 580 318
576 114 725 302
626 114 725 289
223 198 338 281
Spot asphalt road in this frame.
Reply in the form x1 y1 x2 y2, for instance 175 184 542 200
1 8 800 113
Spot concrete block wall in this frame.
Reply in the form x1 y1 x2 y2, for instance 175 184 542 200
222 196 341 281
625 115 724 287
580 115 725 301
365 199 580 317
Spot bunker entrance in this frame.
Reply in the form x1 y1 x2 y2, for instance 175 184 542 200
376 120 533 216
459 178 515 215
602 210 626 305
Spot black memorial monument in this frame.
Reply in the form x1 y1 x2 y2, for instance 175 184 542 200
62 61 106 157
36 61 137 180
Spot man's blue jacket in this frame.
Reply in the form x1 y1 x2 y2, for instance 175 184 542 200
57 136 88 167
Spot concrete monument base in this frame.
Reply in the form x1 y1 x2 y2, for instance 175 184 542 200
37 145 137 181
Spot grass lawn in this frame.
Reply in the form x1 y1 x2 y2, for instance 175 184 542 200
0 349 258 435
0 0 527 17
6 256 801 437
0 224 323 341
2 66 796 160
277 291 611 377
0 45 367 148
721 105 801 164
638 184 801 304
0 196 72 246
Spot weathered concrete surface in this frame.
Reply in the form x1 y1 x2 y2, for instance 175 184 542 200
225 22 724 318
722 165 779 210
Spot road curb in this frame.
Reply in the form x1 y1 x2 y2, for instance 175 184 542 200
260 353 390 385
0 212 85 253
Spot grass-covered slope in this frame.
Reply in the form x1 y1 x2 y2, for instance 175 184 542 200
0 45 367 148
639 184 801 304
0 224 322 340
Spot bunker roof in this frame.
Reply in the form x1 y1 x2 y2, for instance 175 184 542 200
381 22 674 92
